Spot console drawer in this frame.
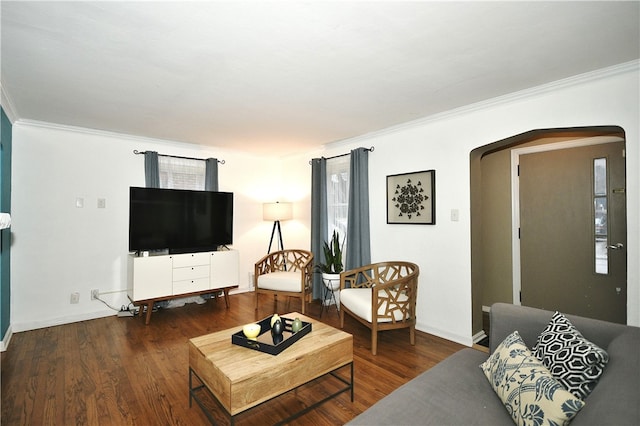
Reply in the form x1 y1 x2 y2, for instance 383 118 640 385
173 278 210 294
173 252 210 268
173 265 209 281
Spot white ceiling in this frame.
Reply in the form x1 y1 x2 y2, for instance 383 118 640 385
1 1 639 156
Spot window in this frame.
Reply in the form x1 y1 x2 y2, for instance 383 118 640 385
158 156 206 190
326 156 350 258
594 157 608 274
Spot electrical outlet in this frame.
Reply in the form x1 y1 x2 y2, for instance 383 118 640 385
91 289 99 300
70 292 80 304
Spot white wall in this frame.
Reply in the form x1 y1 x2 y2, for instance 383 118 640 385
10 123 289 331
282 62 640 345
10 62 639 344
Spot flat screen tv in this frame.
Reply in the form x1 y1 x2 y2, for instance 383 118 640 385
129 187 233 254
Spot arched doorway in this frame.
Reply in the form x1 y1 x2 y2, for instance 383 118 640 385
470 126 626 341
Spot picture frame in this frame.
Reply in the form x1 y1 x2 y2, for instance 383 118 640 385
386 170 435 225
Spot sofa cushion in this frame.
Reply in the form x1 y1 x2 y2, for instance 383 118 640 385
570 328 640 424
532 311 609 400
340 288 409 323
256 271 301 292
481 331 585 426
348 348 513 425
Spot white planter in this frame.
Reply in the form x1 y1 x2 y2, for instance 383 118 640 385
321 273 340 290
321 273 341 307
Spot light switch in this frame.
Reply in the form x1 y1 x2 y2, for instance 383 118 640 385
450 209 460 222
76 197 84 208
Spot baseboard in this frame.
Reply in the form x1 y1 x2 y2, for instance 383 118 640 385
472 329 488 343
1 324 13 352
416 321 473 347
11 288 259 332
229 286 252 295
11 309 116 333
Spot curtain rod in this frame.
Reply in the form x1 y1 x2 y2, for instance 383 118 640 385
133 149 225 164
308 146 374 164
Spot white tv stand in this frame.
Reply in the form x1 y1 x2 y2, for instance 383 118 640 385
127 249 239 324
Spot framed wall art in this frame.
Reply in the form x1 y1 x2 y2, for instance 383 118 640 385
386 169 435 224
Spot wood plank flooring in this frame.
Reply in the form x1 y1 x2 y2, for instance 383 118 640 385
2 292 465 425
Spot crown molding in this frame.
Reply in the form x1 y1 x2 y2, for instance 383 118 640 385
13 119 284 160
14 119 179 144
0 82 19 123
330 60 640 146
8 60 639 155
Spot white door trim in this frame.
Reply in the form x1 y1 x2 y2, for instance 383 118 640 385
510 136 624 305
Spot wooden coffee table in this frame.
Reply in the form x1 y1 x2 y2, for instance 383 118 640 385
188 312 353 424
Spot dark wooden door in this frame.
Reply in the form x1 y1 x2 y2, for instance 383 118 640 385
519 142 626 323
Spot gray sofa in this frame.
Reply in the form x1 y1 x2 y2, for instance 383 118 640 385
348 303 640 425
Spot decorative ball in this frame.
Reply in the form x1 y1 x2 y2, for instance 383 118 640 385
242 323 261 340
291 318 303 333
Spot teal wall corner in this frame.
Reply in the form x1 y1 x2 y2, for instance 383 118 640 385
1 107 13 340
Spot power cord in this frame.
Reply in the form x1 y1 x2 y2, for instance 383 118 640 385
94 294 121 312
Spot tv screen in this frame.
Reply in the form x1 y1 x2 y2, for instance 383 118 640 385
129 187 233 254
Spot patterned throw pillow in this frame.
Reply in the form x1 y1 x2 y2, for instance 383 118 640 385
532 312 609 400
480 331 585 426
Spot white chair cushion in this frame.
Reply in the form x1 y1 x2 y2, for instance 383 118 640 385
257 271 301 292
340 288 409 323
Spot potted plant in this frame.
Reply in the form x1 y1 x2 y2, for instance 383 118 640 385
317 230 344 297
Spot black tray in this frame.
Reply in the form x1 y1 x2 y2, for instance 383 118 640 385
231 315 312 355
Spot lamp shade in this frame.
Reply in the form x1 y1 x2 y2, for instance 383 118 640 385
263 202 293 221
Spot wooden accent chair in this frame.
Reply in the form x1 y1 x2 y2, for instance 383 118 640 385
339 261 419 355
254 249 314 314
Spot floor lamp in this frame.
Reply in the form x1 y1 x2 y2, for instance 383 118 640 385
263 202 293 253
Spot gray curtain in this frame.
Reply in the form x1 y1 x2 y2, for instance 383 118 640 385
144 151 160 188
310 157 328 299
346 147 371 270
205 158 219 191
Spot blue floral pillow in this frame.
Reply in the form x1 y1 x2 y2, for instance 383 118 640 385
480 331 585 426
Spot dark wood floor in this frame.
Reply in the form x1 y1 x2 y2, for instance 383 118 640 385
1 292 465 425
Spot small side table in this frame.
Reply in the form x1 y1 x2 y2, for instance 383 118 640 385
320 276 340 319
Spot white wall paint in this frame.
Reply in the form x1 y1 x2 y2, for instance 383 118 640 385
282 63 639 345
10 123 287 331
10 63 639 345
